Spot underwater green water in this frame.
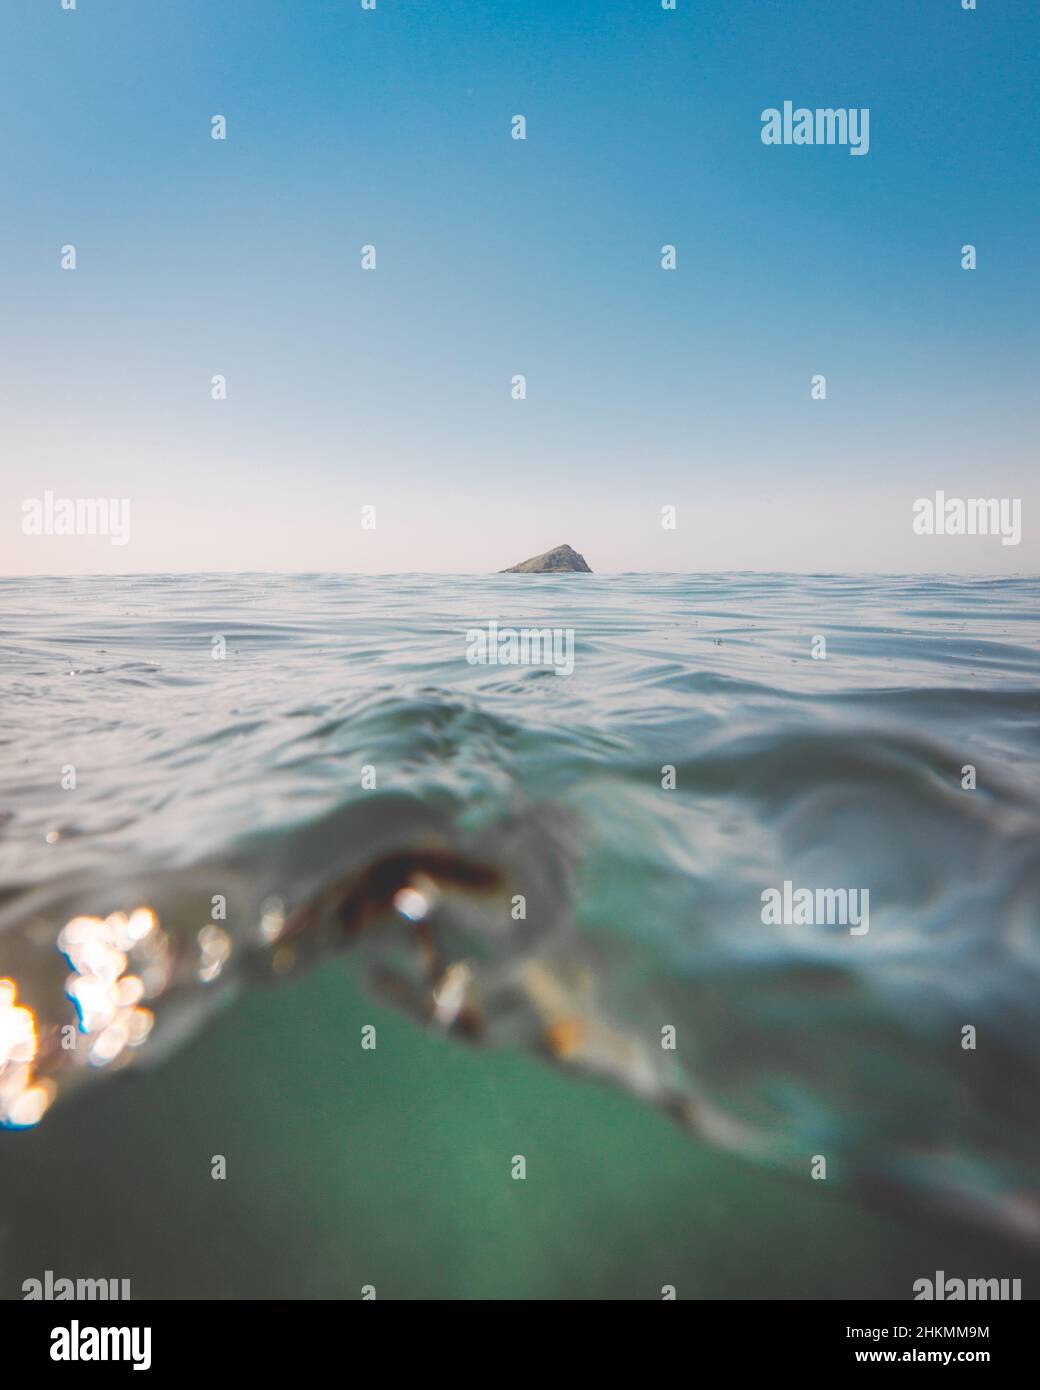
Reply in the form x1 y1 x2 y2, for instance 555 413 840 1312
2 960 1033 1300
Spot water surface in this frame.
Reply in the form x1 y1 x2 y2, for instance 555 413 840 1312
1 573 1038 1297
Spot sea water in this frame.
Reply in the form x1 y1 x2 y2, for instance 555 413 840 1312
0 572 1038 1298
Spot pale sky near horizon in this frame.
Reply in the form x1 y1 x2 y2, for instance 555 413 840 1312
1 0 1037 576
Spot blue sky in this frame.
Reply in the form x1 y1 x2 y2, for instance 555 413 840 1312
2 0 1037 573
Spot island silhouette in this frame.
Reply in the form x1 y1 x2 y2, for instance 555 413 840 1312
501 544 592 573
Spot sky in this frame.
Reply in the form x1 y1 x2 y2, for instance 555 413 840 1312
1 0 1037 574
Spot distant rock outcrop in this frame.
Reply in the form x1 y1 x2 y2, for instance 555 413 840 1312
501 544 592 574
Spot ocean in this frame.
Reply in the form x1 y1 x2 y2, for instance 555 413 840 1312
1 571 1038 1299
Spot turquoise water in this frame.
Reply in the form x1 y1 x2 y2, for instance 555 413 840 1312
1 573 1038 1297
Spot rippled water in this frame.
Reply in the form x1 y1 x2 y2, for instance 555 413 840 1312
1 572 1039 1294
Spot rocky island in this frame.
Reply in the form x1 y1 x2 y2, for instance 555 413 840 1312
501 544 592 574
